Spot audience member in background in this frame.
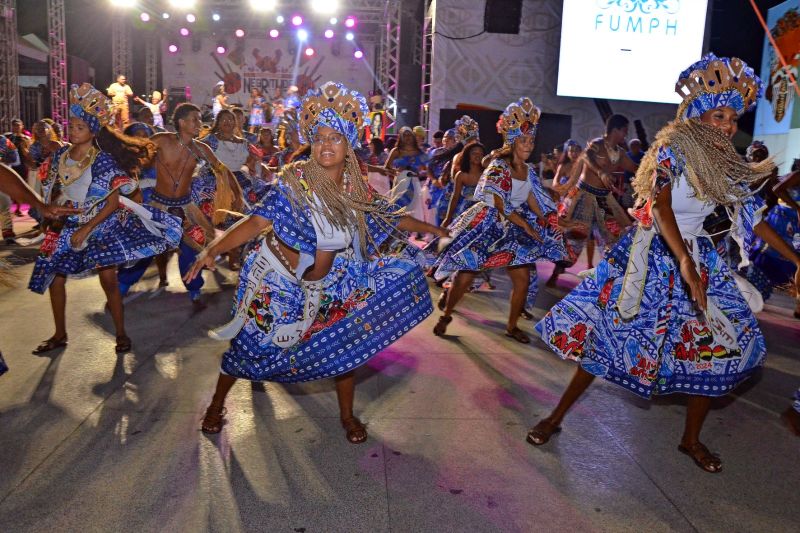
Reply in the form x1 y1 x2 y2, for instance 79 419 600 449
134 90 166 130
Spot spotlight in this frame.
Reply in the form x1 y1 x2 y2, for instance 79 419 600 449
305 47 315 57
291 15 303 26
354 50 363 59
276 15 284 23
329 17 338 25
168 44 179 53
179 27 190 36
324 29 334 39
140 12 150 22
162 12 170 19
344 16 356 28
249 0 276 11
297 28 308 41
311 0 339 14
345 32 354 41
269 29 280 38
169 0 195 8
235 28 245 38
186 13 196 23
212 13 220 22
216 45 226 54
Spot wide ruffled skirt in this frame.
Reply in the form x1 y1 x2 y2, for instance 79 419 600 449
28 205 182 294
746 203 799 299
222 242 433 383
433 202 568 280
535 228 766 398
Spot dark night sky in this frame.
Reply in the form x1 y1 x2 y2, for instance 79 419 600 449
14 0 794 133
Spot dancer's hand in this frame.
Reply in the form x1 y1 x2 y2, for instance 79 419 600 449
524 223 542 243
184 250 216 282
70 226 90 249
434 227 450 239
41 204 81 219
679 256 707 312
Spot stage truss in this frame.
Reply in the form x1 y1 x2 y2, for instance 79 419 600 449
112 14 132 83
47 0 68 136
420 0 433 132
0 0 19 132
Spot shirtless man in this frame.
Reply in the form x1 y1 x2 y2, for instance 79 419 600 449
546 114 638 287
117 103 243 309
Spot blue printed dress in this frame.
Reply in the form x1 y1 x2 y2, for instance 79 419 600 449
433 158 569 305
218 178 433 383
28 146 182 294
536 146 768 398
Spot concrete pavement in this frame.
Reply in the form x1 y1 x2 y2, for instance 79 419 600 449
1 230 799 532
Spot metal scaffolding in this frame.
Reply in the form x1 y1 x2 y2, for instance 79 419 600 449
420 0 434 132
47 0 68 135
377 0 401 128
145 39 159 96
112 14 132 82
0 0 19 132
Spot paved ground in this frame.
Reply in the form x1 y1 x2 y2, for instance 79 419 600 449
1 213 799 532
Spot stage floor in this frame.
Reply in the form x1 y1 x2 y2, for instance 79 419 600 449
1 224 799 532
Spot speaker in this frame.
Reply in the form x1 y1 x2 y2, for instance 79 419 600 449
484 0 523 35
165 87 189 123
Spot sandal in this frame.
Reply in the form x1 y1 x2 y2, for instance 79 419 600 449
201 404 227 434
115 335 132 354
32 336 68 355
341 416 368 444
677 442 722 473
437 289 449 311
526 418 562 446
433 315 453 336
505 327 530 344
520 308 534 320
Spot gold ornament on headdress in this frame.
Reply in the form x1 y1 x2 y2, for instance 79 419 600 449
498 97 541 143
675 56 759 118
69 83 113 129
299 82 367 144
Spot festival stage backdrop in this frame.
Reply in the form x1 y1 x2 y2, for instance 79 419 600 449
429 0 679 146
558 0 710 104
161 37 376 113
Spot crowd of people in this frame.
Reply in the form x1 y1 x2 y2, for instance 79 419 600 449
1 52 800 472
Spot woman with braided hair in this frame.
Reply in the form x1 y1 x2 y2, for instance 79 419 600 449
186 82 447 442
529 54 800 473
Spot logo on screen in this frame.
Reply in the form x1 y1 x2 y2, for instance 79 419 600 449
595 0 681 35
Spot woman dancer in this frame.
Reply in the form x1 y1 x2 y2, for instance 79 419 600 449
26 83 182 354
247 87 266 134
385 127 430 223
186 82 447 442
429 128 462 226
529 55 800 473
551 140 582 192
440 142 486 228
432 98 568 342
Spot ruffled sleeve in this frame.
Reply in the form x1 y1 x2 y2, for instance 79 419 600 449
526 165 557 215
250 180 317 278
629 145 684 228
730 192 767 268
475 158 513 215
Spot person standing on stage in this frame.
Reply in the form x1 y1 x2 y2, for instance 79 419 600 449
134 90 166 130
107 74 134 130
186 81 446 441
529 54 800 473
432 98 568 342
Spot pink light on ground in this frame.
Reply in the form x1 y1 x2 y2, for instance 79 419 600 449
179 27 190 37
235 28 245 37
344 16 356 28
168 44 179 53
269 29 280 38
291 15 303 26
324 29 334 39
304 47 315 57
354 50 364 59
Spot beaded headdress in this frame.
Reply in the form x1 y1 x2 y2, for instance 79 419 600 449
498 97 541 146
454 115 480 142
675 53 763 119
69 83 112 134
299 81 369 148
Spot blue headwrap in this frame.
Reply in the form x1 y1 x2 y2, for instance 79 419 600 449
676 53 763 119
124 122 155 138
69 83 112 134
299 81 369 148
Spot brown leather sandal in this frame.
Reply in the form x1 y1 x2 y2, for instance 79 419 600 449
115 335 132 354
505 327 530 344
201 404 227 434
32 336 68 355
433 315 453 336
437 289 448 311
677 442 722 473
341 416 368 444
526 418 562 446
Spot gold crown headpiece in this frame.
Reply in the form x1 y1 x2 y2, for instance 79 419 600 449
69 83 112 133
675 54 763 119
498 97 541 145
454 115 479 141
299 81 369 147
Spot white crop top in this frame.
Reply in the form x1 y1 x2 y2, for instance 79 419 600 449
309 195 353 251
509 178 531 208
